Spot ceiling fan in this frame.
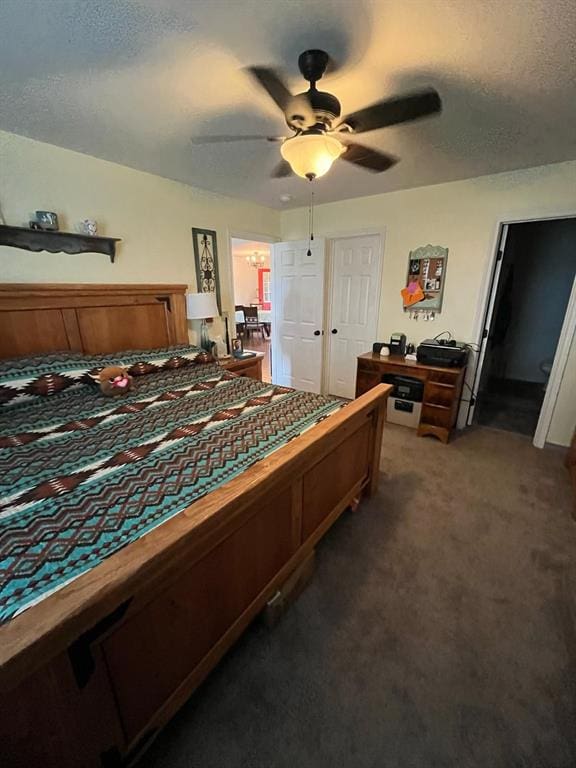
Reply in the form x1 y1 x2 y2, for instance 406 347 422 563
191 49 442 181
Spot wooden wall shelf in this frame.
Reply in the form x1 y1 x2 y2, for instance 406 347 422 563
0 225 121 263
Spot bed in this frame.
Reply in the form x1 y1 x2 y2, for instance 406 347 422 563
0 283 390 767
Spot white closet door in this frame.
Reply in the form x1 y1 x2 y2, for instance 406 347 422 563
327 234 382 399
271 239 326 393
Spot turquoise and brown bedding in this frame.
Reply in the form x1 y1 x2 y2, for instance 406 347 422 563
0 346 343 624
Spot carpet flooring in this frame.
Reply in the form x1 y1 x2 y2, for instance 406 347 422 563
138 425 576 768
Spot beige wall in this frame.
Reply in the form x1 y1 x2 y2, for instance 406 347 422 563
230 240 271 306
281 161 576 446
0 131 281 338
232 257 259 306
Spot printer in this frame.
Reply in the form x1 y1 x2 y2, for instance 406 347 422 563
416 338 469 368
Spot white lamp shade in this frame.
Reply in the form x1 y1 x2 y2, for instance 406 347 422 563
280 133 344 179
186 292 219 319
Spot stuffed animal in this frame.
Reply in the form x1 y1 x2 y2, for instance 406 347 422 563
98 366 133 397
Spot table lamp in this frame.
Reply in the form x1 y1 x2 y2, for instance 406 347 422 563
186 292 219 351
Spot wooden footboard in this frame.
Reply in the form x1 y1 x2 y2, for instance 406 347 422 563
0 384 390 768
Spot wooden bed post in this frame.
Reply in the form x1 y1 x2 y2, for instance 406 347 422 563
366 396 387 497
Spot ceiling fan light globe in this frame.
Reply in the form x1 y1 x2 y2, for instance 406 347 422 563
280 134 344 179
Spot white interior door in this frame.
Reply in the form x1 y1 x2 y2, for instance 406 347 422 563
466 224 509 425
533 271 576 448
271 239 326 392
327 234 382 398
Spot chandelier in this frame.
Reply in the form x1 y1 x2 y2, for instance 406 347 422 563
246 251 265 268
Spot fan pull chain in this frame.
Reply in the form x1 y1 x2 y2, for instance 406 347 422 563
306 187 315 257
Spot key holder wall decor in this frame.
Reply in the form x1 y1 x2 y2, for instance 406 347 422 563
403 244 448 319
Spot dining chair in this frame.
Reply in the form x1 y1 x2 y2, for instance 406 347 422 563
235 305 246 337
243 305 265 339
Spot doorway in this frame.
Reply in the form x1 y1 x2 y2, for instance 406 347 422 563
472 217 576 440
231 237 272 382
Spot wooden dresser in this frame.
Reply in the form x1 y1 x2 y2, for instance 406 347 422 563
356 352 466 443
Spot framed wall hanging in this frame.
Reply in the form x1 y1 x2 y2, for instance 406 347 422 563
192 227 222 313
404 244 448 314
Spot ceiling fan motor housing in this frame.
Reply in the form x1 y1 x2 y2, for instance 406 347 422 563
291 89 341 128
293 50 341 128
298 49 330 83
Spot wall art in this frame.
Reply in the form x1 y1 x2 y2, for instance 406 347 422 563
404 244 448 314
192 227 221 313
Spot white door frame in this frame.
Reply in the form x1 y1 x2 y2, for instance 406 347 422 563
468 209 576 447
534 272 576 447
227 229 279 313
324 232 384 395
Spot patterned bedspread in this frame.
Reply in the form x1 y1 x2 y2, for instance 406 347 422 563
0 363 342 624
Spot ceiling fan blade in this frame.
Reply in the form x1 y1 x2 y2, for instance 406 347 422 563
341 143 398 173
191 135 284 145
246 66 315 128
286 93 316 129
338 88 441 134
246 66 294 112
271 159 294 178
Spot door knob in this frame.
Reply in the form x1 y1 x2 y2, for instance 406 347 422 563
314 330 321 336
331 328 338 334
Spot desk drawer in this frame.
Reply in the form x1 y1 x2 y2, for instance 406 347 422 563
382 364 427 381
424 380 456 408
428 369 460 385
420 402 453 428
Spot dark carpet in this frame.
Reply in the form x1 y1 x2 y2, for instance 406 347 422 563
139 425 576 768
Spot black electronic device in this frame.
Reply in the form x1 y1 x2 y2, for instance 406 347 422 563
372 341 389 355
389 332 407 356
382 374 424 402
416 338 469 367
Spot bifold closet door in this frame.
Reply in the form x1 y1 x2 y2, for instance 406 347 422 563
327 235 382 399
271 239 326 393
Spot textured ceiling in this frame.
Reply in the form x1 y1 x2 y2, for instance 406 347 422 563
1 0 575 209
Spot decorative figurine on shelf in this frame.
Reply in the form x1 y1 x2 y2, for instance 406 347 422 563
34 211 59 231
80 219 98 236
97 366 133 397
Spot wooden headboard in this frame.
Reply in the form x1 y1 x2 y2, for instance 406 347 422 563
0 283 189 359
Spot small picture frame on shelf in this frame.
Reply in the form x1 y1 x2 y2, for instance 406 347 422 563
35 211 59 231
232 337 243 357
